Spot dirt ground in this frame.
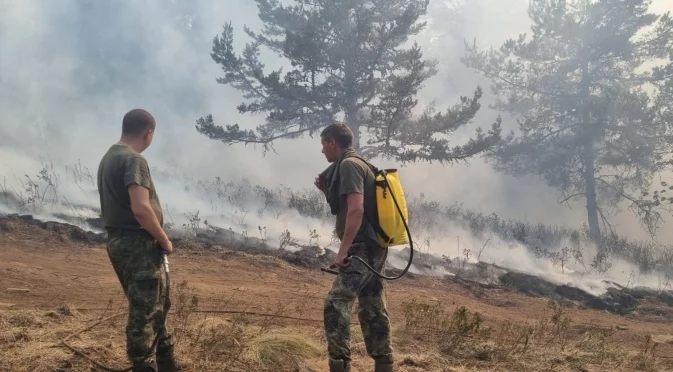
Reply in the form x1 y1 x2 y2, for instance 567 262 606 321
2 216 673 371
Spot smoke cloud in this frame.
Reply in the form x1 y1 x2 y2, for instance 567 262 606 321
1 0 673 295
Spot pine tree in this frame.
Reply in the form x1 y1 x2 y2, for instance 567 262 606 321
463 0 673 241
195 0 501 162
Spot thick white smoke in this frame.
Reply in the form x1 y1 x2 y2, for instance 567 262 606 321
1 0 673 296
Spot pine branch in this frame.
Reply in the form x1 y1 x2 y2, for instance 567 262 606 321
595 177 662 236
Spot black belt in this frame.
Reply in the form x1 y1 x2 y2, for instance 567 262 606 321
106 228 154 240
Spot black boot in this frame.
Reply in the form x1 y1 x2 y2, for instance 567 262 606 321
156 344 190 372
374 362 394 372
328 358 351 372
374 354 394 372
132 359 158 372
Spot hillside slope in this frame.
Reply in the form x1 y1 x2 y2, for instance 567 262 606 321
2 214 673 371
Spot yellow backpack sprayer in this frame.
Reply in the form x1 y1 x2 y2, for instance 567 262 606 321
321 154 414 280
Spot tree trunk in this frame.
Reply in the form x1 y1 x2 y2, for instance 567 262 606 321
584 145 600 242
344 57 359 149
346 106 360 149
343 15 360 150
581 61 600 243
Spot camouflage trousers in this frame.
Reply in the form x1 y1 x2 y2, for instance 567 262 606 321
106 231 173 369
324 242 394 365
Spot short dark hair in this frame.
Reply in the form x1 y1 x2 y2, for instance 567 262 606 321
122 109 156 136
320 122 353 148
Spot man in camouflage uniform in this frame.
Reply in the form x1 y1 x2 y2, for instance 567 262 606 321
97 109 186 372
315 123 394 372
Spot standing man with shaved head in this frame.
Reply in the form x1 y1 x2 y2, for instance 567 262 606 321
97 109 186 372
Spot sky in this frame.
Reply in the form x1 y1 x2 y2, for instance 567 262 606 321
0 0 672 245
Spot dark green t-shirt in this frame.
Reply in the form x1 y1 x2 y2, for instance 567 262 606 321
333 157 376 242
97 143 163 231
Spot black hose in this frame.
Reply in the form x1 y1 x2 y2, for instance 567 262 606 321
348 172 413 280
323 171 414 280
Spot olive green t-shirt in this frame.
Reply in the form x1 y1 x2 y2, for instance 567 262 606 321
97 143 163 231
334 157 376 242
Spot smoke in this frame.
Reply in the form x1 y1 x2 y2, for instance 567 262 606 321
425 227 672 297
1 0 673 295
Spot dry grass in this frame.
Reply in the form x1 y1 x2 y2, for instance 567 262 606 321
393 298 673 372
0 306 100 372
2 283 673 372
0 307 323 372
243 331 322 366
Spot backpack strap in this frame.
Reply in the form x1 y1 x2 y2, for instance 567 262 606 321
344 153 378 174
343 153 393 245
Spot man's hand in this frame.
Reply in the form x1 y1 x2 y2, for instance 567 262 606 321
335 250 350 268
314 174 327 192
334 192 365 268
128 183 172 253
159 239 174 254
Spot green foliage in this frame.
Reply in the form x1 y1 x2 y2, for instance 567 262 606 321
463 0 673 240
401 299 484 353
196 0 501 163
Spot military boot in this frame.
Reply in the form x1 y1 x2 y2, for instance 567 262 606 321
132 359 158 372
374 362 394 372
157 356 191 372
156 345 190 372
328 358 351 372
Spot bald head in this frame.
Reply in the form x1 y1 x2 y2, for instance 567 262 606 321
122 109 156 137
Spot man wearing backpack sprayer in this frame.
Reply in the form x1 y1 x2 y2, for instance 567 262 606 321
315 122 394 372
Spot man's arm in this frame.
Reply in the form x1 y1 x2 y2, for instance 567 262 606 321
124 155 173 253
128 184 172 252
335 159 366 267
336 192 364 265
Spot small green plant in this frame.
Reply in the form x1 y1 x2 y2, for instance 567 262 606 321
241 230 250 246
401 299 484 354
308 228 320 247
258 226 267 245
636 335 659 371
182 210 201 235
546 299 572 349
444 248 471 279
36 162 61 203
656 272 672 293
0 176 9 205
626 269 636 289
234 208 248 226
278 229 297 250
67 158 95 187
576 326 617 365
571 243 588 275
548 247 571 273
590 248 613 274
173 280 200 346
287 189 328 219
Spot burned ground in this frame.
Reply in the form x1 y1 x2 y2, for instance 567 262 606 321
2 213 673 371
3 213 673 318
